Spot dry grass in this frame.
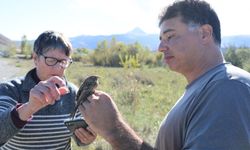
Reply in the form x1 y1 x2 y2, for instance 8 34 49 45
0 57 186 150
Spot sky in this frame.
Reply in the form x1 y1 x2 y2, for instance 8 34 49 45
1 0 250 40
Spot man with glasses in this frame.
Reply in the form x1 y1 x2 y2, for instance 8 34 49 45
0 31 96 149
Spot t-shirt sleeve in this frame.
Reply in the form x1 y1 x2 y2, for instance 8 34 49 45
183 80 250 150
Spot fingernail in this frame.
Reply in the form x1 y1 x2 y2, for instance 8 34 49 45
59 87 70 95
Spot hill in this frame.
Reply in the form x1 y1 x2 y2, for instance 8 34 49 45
70 28 250 50
2 28 250 51
70 28 159 51
0 34 14 48
222 35 250 47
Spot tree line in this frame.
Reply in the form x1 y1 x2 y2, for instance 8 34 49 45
1 36 250 71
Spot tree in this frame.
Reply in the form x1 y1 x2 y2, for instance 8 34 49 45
20 35 32 59
224 47 242 68
90 38 164 67
236 48 250 63
236 48 250 72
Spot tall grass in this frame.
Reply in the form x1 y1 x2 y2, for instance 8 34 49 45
66 62 186 149
1 58 187 150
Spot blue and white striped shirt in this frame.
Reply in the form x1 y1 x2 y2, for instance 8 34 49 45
0 68 79 150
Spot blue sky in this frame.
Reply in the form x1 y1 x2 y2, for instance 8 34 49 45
1 0 250 40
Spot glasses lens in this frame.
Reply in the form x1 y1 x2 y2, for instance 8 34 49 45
45 57 58 66
42 54 72 68
59 59 73 68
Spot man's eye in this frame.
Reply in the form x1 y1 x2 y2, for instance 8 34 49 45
167 35 174 41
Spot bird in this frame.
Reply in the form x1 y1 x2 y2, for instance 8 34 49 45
71 75 99 119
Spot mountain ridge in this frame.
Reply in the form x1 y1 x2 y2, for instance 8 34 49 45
1 28 250 51
70 28 250 50
70 29 159 50
0 34 14 48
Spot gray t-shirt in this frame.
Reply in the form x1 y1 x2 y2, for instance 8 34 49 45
155 63 250 150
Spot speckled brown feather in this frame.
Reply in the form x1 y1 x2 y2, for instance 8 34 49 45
71 75 99 118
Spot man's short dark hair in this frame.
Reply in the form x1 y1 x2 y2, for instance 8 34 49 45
159 0 221 45
33 31 73 56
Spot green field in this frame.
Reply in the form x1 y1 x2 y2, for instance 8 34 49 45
2 57 187 150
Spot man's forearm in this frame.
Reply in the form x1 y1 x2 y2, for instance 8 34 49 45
104 119 156 150
105 119 143 150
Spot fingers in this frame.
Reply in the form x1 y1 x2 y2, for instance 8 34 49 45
79 91 113 125
58 86 69 95
36 81 60 103
29 76 69 107
78 91 120 139
47 76 67 88
30 87 48 105
74 127 97 144
80 91 108 113
48 76 70 95
86 126 97 136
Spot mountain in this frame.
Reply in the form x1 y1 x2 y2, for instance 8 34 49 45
70 27 159 51
2 28 250 51
70 28 250 51
221 35 250 47
0 34 14 48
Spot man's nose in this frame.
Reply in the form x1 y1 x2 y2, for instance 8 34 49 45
158 41 169 52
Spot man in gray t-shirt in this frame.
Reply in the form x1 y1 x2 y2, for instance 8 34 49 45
156 63 250 149
76 1 250 150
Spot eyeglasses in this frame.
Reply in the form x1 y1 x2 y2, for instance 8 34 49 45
40 54 73 68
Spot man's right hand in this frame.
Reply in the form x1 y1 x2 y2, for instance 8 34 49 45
79 91 143 150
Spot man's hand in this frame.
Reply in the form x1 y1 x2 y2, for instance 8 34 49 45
79 91 143 150
79 91 120 138
74 127 97 145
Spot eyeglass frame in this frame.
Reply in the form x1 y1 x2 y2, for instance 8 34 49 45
40 54 73 68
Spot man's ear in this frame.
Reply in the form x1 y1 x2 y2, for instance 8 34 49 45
199 24 213 44
32 52 38 65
